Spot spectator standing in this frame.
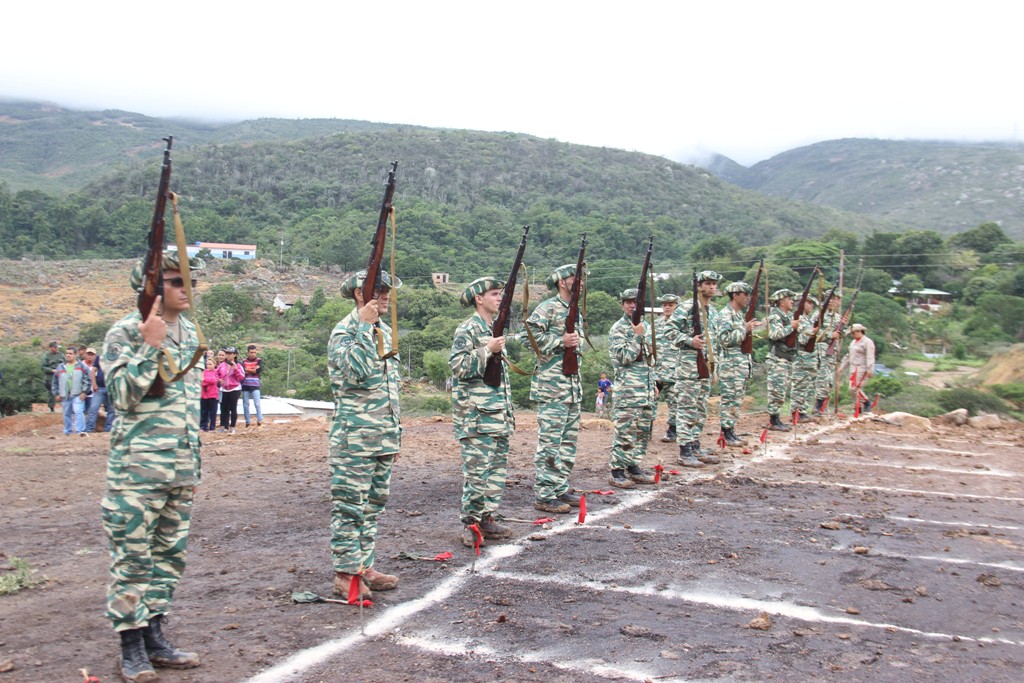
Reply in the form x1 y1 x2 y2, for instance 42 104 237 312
88 352 116 432
41 341 64 412
53 349 86 435
82 348 99 432
217 347 244 433
200 352 219 432
240 344 265 427
596 372 612 418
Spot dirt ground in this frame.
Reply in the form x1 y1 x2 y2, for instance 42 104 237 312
1 406 1023 683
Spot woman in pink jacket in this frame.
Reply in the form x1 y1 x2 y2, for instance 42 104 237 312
217 346 245 433
200 352 220 432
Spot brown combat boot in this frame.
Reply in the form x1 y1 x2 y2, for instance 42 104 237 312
462 525 483 548
362 567 399 591
479 516 513 540
333 572 372 599
609 468 636 489
535 499 572 514
626 465 657 484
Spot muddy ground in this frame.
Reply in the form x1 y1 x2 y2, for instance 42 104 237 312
1 407 1022 683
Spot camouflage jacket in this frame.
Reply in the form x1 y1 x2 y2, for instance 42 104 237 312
797 312 817 354
328 310 402 456
41 349 64 377
816 310 842 359
608 315 655 408
525 295 583 404
653 315 679 383
103 311 202 490
767 307 797 361
715 304 749 360
449 312 515 439
668 299 719 380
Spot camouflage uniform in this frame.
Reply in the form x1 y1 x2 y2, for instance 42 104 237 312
41 345 64 411
327 282 402 576
790 300 819 416
608 311 655 471
668 298 718 445
815 307 843 406
766 291 797 419
653 294 681 438
715 301 751 432
100 304 202 631
526 270 583 505
450 303 515 526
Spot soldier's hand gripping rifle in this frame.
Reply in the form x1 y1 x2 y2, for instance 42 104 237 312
631 236 654 362
362 161 399 360
741 258 764 355
783 267 819 348
483 225 530 388
692 271 711 379
803 286 836 352
826 288 861 357
562 235 587 377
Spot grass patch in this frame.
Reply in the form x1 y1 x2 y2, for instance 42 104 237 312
0 556 46 596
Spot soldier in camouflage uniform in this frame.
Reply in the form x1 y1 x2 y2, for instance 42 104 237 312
654 294 681 442
328 270 403 601
40 340 64 412
790 295 820 423
766 288 799 431
668 270 722 467
526 264 584 515
101 251 204 682
814 293 844 414
715 281 763 447
450 277 515 547
607 289 657 488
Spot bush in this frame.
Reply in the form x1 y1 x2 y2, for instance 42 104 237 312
935 388 1008 416
419 395 452 414
0 351 47 416
991 383 1024 408
864 375 903 398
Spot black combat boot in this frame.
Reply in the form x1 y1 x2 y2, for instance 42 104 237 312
626 464 656 484
814 398 826 415
861 399 872 414
691 440 720 464
660 424 677 443
678 442 704 468
142 614 200 669
798 411 814 423
556 489 582 507
609 468 636 488
768 414 791 432
722 427 743 447
119 628 158 682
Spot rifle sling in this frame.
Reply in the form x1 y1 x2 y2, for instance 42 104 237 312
508 263 539 376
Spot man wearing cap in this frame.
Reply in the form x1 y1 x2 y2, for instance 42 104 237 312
607 288 657 488
525 264 584 514
101 250 204 681
715 281 763 447
790 295 820 423
844 323 875 414
41 341 64 412
654 294 681 442
328 269 403 601
814 293 845 414
667 270 722 467
449 277 515 546
766 288 799 431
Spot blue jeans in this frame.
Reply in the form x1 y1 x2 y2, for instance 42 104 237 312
64 396 86 434
88 386 115 432
242 388 262 425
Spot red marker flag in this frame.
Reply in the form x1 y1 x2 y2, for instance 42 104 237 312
821 396 830 412
654 463 664 483
759 428 768 444
871 394 880 411
577 494 587 524
792 410 799 425
433 552 453 561
717 432 727 448
468 523 483 556
533 517 555 524
348 574 372 607
854 401 861 418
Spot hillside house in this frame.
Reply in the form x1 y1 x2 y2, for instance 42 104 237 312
175 242 258 260
272 294 312 314
432 273 450 286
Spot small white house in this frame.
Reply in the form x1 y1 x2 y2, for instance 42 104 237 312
174 242 258 260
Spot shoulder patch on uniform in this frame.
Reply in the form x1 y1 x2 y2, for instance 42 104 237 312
453 336 470 351
106 342 123 361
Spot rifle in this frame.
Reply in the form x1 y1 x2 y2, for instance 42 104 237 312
783 268 818 348
631 236 654 362
562 235 587 376
691 271 711 379
483 225 529 387
802 286 835 352
138 136 174 397
362 161 398 303
741 258 764 355
826 288 861 357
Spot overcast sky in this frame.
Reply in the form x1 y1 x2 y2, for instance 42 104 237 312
3 1 1020 166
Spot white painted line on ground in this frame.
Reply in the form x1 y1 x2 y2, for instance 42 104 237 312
811 441 986 457
847 513 1022 532
773 457 1016 478
830 543 1024 573
762 477 1024 503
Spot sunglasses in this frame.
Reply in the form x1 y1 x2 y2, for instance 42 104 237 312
165 277 197 289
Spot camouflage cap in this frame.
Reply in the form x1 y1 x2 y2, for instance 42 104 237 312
804 295 819 306
340 269 403 299
697 270 723 282
130 251 206 292
619 288 639 301
657 293 681 303
724 281 753 294
460 276 505 308
545 264 577 289
770 288 796 302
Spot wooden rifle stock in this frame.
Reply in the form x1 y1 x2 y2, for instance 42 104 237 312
741 259 763 355
826 288 860 357
361 161 398 303
138 136 173 397
562 235 587 376
692 271 711 379
803 287 835 352
783 268 818 348
483 226 529 387
631 236 653 326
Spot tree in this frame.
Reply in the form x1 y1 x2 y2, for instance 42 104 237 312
948 222 1012 254
422 350 450 388
0 351 45 415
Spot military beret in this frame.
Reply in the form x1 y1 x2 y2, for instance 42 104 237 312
130 251 206 292
340 269 403 299
657 294 680 303
804 295 819 306
697 270 723 282
460 277 505 308
619 288 639 301
770 288 796 302
724 281 753 294
545 264 577 290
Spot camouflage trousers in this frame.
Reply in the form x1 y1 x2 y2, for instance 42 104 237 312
765 354 793 415
674 377 711 443
329 450 395 574
717 355 750 430
534 401 581 502
609 405 654 470
659 380 681 427
815 351 838 401
791 350 818 413
101 485 194 631
460 434 509 524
